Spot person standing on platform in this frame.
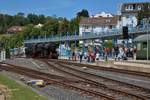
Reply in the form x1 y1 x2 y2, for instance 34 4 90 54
104 48 109 61
133 47 137 60
114 46 119 61
72 51 75 61
79 51 83 63
96 53 100 64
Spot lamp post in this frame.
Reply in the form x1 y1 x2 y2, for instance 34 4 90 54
146 18 149 61
144 18 150 61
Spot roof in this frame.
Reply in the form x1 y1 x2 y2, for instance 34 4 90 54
35 23 43 28
80 16 119 26
92 12 114 18
134 34 150 42
121 2 150 13
122 2 150 5
7 26 24 33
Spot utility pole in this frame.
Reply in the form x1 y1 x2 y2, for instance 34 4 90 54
146 18 149 61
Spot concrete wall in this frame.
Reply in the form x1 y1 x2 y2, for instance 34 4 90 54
122 13 138 28
0 50 6 62
79 24 118 36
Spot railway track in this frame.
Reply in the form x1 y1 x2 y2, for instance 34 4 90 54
56 59 150 77
0 63 115 100
42 59 150 100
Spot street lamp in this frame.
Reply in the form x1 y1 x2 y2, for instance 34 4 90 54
144 18 150 61
146 18 149 61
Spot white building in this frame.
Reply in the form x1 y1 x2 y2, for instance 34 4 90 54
0 50 6 62
121 2 150 29
35 23 43 28
79 15 121 35
91 12 113 18
79 2 150 46
79 15 121 45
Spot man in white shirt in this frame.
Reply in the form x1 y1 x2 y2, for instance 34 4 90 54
96 53 100 64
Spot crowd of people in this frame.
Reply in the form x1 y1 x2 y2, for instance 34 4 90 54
71 46 137 63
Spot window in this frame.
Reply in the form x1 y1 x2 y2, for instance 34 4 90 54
137 43 141 50
133 4 136 10
92 26 96 29
102 26 105 29
125 5 133 10
109 25 112 29
129 5 133 10
125 6 128 10
84 26 89 29
142 42 147 50
126 15 129 18
137 5 141 10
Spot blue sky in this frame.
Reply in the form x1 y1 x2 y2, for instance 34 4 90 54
0 0 149 19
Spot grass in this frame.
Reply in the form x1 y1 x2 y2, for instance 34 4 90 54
0 74 47 100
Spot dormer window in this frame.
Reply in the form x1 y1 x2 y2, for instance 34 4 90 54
137 5 141 10
125 5 133 10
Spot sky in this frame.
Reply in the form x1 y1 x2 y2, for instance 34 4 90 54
0 0 149 19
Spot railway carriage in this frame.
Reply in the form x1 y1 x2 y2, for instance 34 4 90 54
134 34 150 60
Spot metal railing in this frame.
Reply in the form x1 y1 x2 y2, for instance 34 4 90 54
24 26 150 44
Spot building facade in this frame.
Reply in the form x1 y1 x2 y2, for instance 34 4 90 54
121 2 150 29
7 26 24 34
79 2 150 46
91 12 114 18
79 13 121 45
79 15 121 36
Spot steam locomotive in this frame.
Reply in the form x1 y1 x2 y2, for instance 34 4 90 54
25 43 58 59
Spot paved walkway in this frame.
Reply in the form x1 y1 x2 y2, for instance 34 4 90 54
59 57 150 73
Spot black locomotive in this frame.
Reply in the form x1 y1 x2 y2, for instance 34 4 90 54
25 43 58 59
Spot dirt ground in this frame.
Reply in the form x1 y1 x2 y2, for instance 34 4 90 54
0 84 11 100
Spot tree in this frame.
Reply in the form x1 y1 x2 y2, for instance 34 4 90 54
17 12 25 17
30 28 42 37
69 18 79 34
38 14 46 24
0 14 13 33
22 24 34 38
10 13 28 26
77 9 89 18
42 18 59 35
137 3 150 25
103 40 113 48
27 13 39 25
58 18 69 34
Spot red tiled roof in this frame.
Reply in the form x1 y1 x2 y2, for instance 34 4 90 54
80 16 119 26
7 26 24 33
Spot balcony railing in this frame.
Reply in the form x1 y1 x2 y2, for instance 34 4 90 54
24 26 150 44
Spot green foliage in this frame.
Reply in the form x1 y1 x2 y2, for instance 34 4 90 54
103 40 114 48
69 18 80 34
0 9 90 49
0 14 13 33
0 74 46 100
10 13 28 26
42 18 59 35
58 18 70 34
137 3 150 25
77 9 89 18
22 24 34 38
27 13 40 25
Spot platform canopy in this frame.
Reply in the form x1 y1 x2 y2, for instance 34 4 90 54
134 34 150 42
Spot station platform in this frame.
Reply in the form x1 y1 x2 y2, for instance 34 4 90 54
59 57 150 73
